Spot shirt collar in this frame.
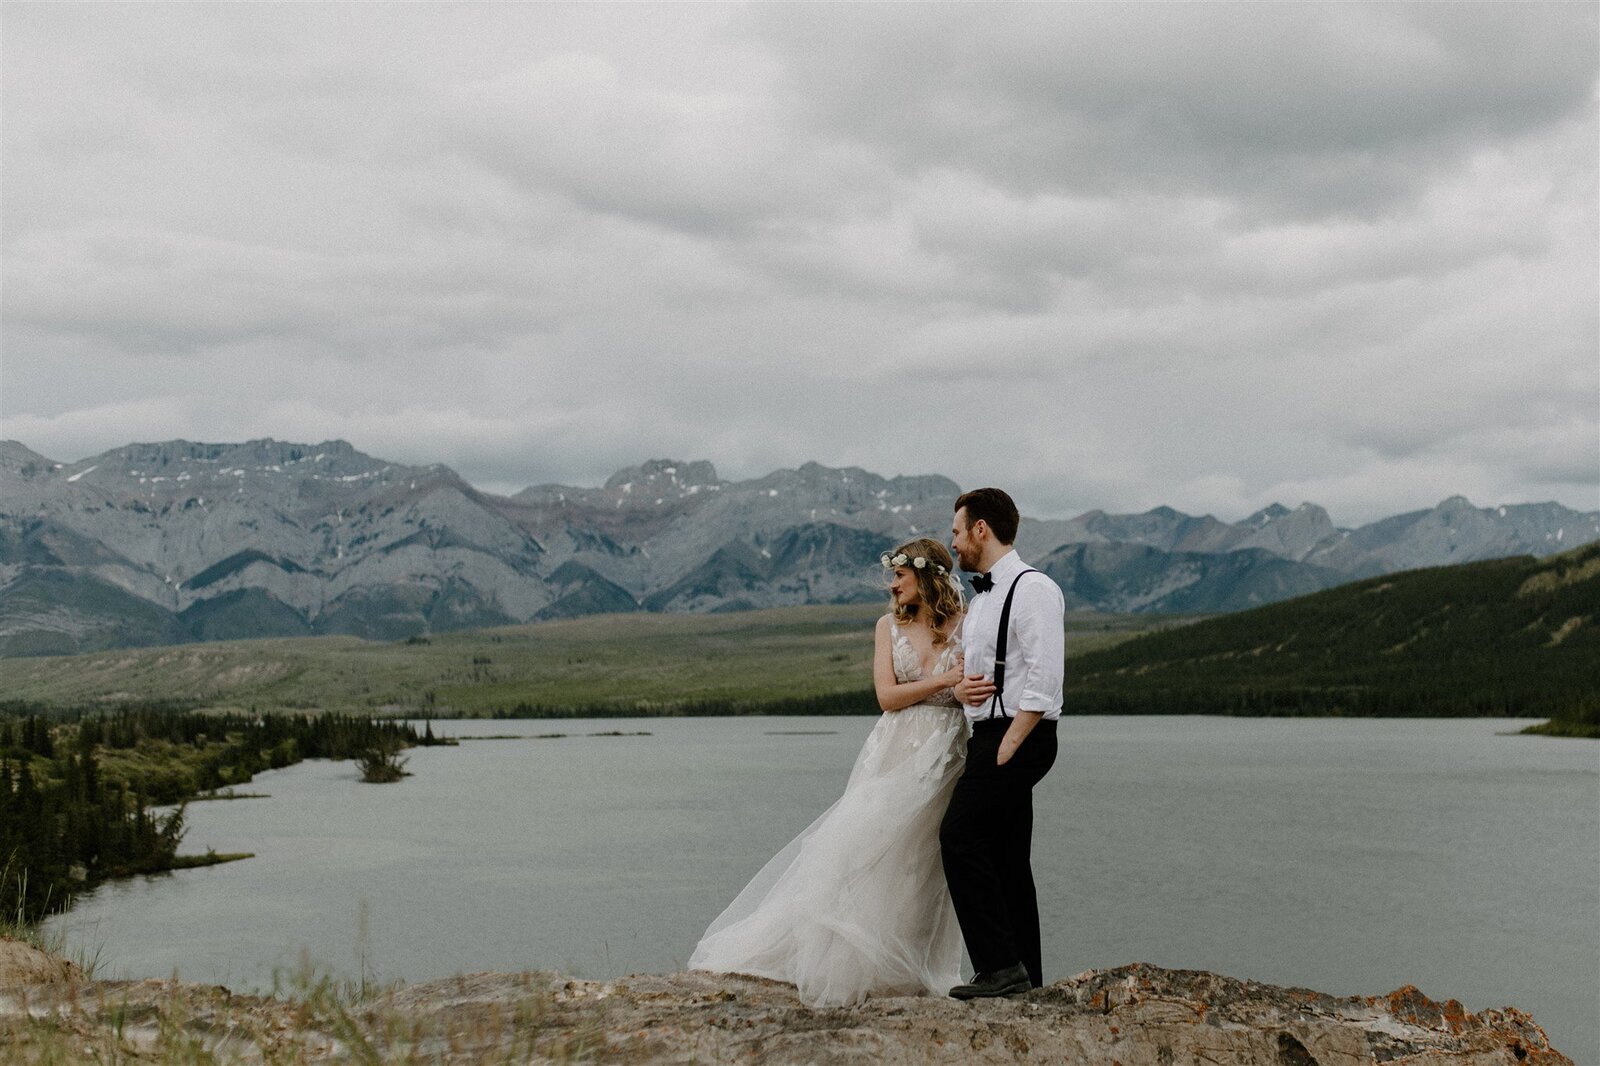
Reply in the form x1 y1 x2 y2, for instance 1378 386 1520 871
987 549 1025 583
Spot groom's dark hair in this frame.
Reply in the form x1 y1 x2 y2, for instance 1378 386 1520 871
954 487 1019 545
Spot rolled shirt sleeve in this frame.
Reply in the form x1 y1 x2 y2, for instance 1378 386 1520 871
1008 574 1065 716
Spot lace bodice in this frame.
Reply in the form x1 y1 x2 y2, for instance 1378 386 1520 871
891 623 962 709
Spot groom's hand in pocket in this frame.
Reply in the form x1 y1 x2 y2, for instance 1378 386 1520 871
954 673 995 707
996 711 1042 767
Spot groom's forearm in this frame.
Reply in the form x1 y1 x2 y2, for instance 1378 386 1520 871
996 710 1042 764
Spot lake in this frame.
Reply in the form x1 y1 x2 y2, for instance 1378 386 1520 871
45 716 1600 1062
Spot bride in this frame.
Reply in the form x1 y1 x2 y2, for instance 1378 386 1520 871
689 538 969 1006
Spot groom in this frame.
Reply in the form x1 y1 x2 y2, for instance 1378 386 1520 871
941 487 1065 999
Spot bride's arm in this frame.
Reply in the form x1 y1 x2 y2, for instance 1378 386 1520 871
874 615 964 712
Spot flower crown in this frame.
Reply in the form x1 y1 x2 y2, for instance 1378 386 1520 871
880 551 948 575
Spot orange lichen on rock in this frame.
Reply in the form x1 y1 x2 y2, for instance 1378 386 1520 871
1440 997 1471 1033
1382 985 1471 1034
1384 985 1445 1027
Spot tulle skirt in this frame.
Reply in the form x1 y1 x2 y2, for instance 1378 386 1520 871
690 703 968 1006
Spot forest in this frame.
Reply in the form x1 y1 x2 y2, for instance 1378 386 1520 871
1062 543 1600 733
0 704 427 922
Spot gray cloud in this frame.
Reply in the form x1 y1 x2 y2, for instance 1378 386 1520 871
753 4 1595 213
2 2 1595 527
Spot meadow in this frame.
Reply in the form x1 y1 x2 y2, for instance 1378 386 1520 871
0 606 1170 718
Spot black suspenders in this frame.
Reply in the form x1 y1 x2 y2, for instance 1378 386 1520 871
988 569 1042 721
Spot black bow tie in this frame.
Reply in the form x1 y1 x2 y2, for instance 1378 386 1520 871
971 572 994 595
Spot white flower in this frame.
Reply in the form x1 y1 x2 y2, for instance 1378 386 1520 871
913 557 927 569
892 553 909 566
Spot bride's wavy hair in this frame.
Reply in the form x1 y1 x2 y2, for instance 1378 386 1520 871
884 537 962 640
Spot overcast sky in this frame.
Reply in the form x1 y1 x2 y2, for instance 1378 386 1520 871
3 3 1595 525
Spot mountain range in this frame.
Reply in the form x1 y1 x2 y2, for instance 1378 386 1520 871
2 437 1596 656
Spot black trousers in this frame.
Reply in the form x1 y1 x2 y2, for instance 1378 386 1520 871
939 716 1058 987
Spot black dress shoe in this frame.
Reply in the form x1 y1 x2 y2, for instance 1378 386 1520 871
949 963 1031 1000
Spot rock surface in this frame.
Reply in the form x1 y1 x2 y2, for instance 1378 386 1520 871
0 939 1572 1064
0 937 81 986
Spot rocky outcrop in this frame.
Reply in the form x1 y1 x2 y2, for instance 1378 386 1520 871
0 940 1570 1064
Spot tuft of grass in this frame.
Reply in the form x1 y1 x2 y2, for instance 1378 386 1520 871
0 961 604 1064
0 864 89 976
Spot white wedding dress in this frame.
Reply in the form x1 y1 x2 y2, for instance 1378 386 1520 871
690 623 969 1006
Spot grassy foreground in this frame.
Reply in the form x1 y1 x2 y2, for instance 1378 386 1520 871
0 944 1576 1066
0 605 1169 718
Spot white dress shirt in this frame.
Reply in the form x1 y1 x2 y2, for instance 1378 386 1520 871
960 549 1065 723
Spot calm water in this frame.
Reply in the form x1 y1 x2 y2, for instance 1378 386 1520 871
46 717 1599 1061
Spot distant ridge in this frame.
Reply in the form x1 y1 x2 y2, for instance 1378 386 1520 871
2 437 1597 655
1063 539 1600 728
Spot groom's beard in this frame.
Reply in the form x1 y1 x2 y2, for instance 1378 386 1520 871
954 546 981 573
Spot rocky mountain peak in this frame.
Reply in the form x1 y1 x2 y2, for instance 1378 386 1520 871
885 473 962 501
0 441 59 476
604 459 721 491
50 438 392 482
26 439 414 504
1235 501 1338 562
1076 504 1223 552
787 461 869 486
1286 502 1333 525
1246 503 1290 525
734 464 960 520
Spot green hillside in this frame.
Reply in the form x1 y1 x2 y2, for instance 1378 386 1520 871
1063 540 1600 733
0 605 1163 718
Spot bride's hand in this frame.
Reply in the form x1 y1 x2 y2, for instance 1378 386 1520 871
935 651 965 688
